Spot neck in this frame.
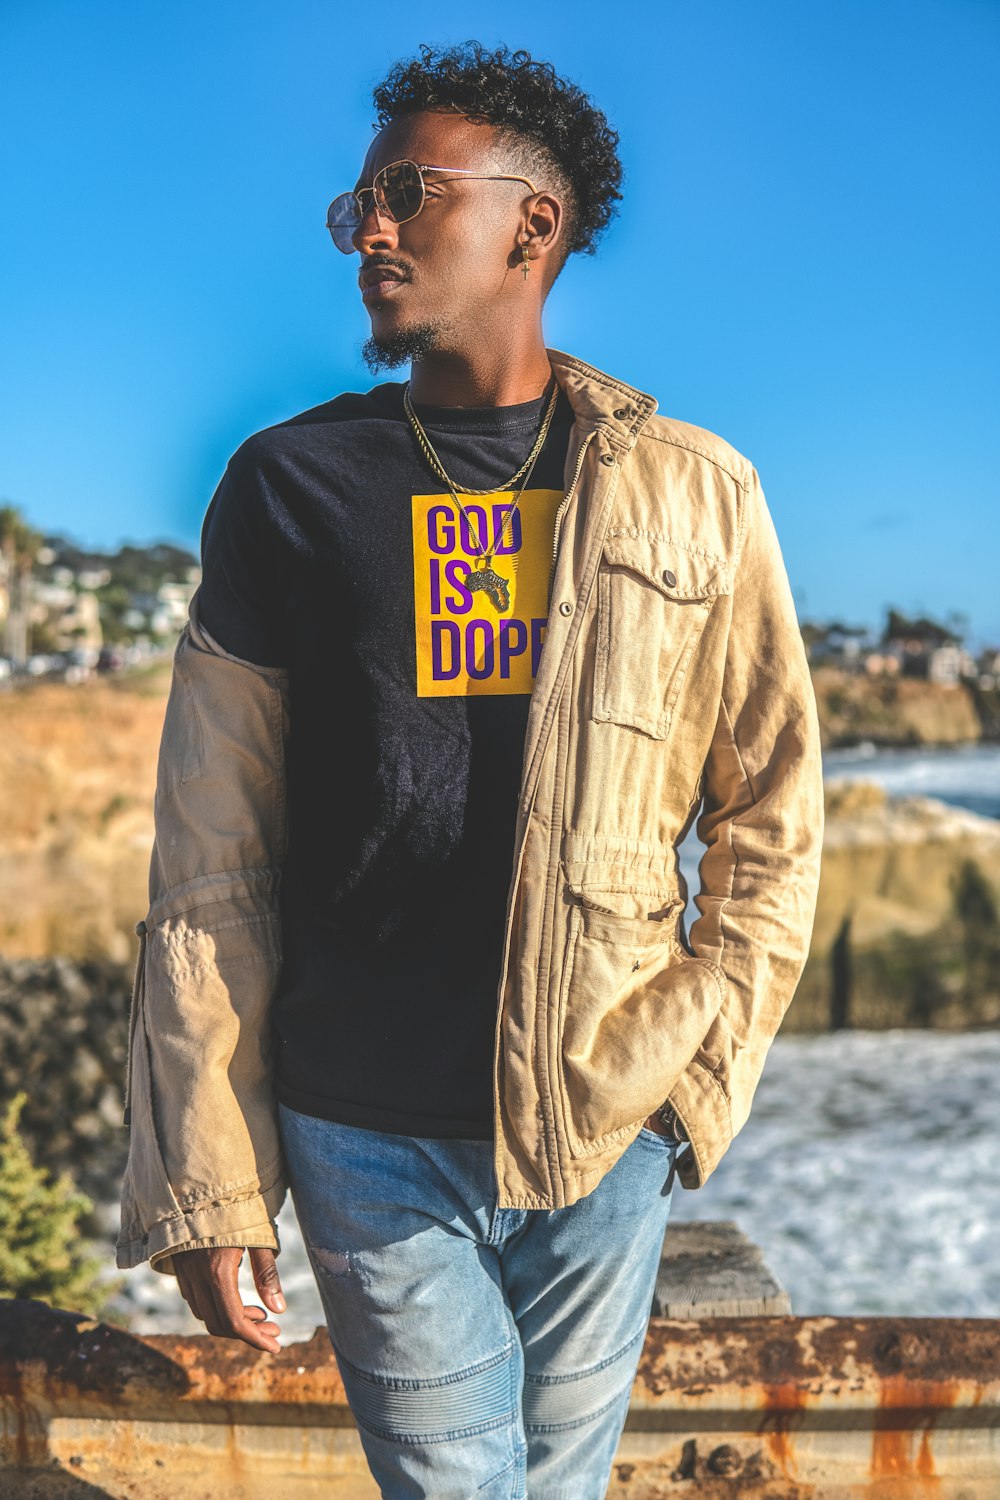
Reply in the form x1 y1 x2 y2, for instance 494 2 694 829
406 331 553 408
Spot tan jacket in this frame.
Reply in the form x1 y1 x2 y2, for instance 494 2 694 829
117 348 824 1275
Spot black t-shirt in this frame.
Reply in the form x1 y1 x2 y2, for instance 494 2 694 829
198 378 575 1138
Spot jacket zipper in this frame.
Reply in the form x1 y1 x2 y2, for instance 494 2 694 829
492 428 599 1202
547 430 597 608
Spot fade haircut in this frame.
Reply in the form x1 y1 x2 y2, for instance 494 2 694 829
370 40 624 280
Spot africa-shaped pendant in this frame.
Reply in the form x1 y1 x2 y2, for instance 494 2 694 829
466 559 511 613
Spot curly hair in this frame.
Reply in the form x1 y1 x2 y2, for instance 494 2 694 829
370 41 623 273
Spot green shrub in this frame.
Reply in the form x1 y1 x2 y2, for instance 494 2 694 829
0 1090 112 1316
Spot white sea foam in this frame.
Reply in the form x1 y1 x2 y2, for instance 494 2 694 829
668 1027 1000 1319
822 741 1000 820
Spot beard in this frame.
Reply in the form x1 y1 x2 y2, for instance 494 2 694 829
359 318 445 375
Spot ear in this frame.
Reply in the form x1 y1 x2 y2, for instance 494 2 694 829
513 192 564 289
521 192 562 258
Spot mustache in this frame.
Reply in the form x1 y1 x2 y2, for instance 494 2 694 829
359 257 410 281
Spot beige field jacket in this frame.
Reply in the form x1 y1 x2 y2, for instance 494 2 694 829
117 348 824 1275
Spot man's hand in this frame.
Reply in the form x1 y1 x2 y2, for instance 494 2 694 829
643 1112 671 1136
173 1246 286 1353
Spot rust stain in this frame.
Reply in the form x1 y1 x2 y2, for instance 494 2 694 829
878 1372 961 1412
868 1429 945 1499
870 1374 947 1490
916 1427 937 1478
763 1426 794 1475
871 1426 915 1477
760 1379 807 1477
1 1390 33 1468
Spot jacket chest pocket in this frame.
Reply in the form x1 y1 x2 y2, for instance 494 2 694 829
592 532 729 740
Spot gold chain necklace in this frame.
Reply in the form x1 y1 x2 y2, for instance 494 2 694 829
403 375 560 612
404 376 560 496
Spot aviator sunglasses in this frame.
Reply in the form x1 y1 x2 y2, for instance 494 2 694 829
326 158 539 254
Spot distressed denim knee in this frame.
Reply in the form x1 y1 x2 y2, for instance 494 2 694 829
332 1339 527 1500
334 1339 520 1446
522 1323 647 1434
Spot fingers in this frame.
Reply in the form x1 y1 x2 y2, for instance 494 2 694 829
173 1246 282 1353
249 1246 286 1315
214 1272 282 1353
175 1251 217 1328
244 1305 282 1334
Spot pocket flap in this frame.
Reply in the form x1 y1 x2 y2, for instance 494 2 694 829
603 529 731 600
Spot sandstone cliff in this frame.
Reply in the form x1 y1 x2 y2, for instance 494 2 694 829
789 779 1000 1031
0 668 166 963
811 665 986 747
0 665 997 1024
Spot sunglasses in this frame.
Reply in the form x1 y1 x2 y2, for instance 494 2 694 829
326 158 539 254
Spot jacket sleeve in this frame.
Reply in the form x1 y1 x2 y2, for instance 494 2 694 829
670 462 825 1190
116 588 290 1275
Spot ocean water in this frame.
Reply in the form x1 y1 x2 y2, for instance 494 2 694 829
105 743 1000 1340
822 740 1000 821
667 1027 1000 1320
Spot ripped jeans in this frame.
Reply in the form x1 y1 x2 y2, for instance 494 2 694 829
278 1103 679 1500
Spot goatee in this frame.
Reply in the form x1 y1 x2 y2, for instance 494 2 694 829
360 322 443 375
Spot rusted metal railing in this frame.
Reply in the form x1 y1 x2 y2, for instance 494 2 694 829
1 1298 998 1496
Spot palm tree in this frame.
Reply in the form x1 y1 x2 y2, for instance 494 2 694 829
0 504 43 664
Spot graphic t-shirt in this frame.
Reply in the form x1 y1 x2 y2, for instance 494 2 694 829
198 378 575 1137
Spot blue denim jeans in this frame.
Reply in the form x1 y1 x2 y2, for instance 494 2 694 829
278 1103 680 1499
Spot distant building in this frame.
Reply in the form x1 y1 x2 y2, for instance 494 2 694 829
977 648 1000 681
927 644 964 684
1 508 198 666
30 587 103 651
77 567 112 590
804 622 874 671
862 651 900 676
880 610 966 680
154 578 198 632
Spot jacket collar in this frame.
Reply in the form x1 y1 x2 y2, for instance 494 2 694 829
546 347 658 450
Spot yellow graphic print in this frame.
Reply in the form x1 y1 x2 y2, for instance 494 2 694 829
412 488 561 697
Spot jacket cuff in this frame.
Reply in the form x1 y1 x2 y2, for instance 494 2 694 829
667 1062 733 1190
116 1172 286 1276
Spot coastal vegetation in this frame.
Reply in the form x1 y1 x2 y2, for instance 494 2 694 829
0 1091 112 1316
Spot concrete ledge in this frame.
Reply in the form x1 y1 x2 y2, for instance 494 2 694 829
654 1220 792 1317
1 1298 999 1496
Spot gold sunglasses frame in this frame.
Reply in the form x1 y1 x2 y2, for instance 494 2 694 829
326 158 539 253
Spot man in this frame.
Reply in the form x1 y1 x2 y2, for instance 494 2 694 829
118 40 824 1498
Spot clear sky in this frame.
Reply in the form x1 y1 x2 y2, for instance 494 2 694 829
2 0 997 646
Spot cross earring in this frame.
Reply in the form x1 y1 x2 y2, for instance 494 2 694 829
520 244 531 281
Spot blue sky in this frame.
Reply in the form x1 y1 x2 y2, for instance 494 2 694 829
2 0 998 646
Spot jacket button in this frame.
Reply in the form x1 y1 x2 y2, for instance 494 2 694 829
663 569 677 588
558 600 573 617
613 407 629 420
601 452 616 465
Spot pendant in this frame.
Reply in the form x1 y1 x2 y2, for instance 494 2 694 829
467 559 510 613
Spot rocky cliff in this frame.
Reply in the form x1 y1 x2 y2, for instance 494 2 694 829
788 778 1000 1031
1 660 995 962
0 668 166 963
811 666 987 747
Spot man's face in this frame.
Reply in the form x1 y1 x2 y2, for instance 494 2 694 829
351 110 536 372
